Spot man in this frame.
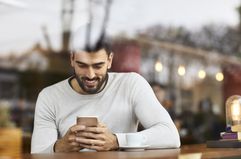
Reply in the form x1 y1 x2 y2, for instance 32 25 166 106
31 41 180 153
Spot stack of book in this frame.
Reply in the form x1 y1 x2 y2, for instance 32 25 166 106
207 125 241 148
220 125 241 140
220 132 241 140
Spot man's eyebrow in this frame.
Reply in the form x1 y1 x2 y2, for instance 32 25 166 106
75 61 87 65
75 61 105 66
92 62 105 65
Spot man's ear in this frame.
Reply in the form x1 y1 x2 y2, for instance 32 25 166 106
107 52 114 69
70 53 75 67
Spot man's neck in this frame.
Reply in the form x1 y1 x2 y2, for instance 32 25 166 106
69 77 85 94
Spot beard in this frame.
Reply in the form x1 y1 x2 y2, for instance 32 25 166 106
74 71 108 94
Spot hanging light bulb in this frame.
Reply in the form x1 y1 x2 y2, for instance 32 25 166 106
206 95 241 148
198 69 206 79
155 61 163 72
216 72 224 82
226 95 241 132
178 65 185 76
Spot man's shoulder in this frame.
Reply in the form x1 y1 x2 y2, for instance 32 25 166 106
109 72 142 80
40 78 69 95
108 72 145 89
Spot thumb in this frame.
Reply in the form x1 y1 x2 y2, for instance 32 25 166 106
98 122 106 128
70 124 86 134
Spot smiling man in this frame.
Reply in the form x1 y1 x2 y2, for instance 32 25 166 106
31 39 180 153
71 48 112 95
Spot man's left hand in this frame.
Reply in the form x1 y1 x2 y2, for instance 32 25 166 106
75 123 119 151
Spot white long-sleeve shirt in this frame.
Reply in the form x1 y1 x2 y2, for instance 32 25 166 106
31 72 180 153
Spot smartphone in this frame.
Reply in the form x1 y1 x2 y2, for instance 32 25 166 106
76 116 98 127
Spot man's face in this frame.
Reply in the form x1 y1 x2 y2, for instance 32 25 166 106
71 49 113 94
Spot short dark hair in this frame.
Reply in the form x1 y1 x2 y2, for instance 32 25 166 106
84 36 112 55
70 26 112 56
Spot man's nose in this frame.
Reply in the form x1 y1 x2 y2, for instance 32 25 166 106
86 67 95 79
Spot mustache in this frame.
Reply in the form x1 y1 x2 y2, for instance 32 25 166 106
81 77 100 81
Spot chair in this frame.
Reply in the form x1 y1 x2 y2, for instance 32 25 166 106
0 128 22 159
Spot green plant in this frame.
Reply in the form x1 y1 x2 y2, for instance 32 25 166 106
0 101 14 128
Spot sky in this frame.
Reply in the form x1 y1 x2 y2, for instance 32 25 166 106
0 0 240 55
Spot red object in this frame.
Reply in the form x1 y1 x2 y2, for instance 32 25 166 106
111 40 141 73
223 65 241 101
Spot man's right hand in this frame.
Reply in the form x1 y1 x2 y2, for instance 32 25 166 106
54 125 86 152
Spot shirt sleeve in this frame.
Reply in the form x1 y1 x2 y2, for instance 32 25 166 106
115 133 127 147
129 73 180 148
31 89 58 153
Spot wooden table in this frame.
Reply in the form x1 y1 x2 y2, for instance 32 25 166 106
21 144 241 159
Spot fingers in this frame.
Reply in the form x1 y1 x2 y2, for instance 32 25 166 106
68 123 105 134
76 132 105 140
69 141 81 147
84 127 106 133
66 136 83 151
98 122 106 127
76 137 105 147
79 143 106 151
68 122 106 134
67 135 76 142
69 125 86 134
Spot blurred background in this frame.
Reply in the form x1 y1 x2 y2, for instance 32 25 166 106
1 0 241 154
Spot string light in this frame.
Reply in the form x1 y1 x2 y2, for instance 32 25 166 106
178 65 186 76
152 61 223 83
155 61 163 72
216 72 224 82
198 69 206 79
